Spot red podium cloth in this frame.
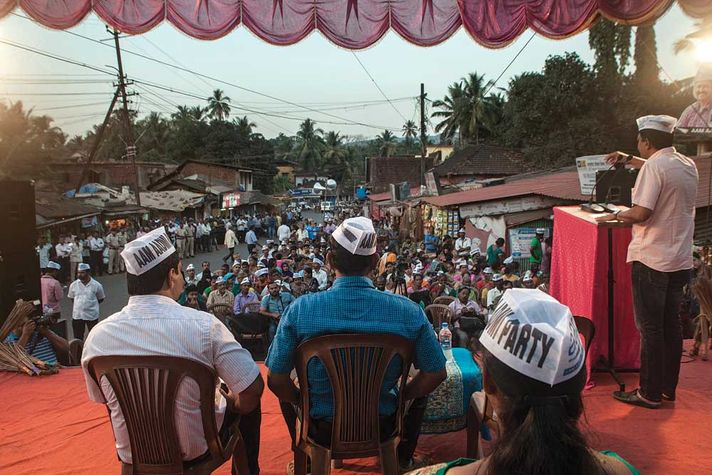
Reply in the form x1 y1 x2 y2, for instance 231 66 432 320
550 206 639 370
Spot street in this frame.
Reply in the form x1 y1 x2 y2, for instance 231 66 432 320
59 211 324 339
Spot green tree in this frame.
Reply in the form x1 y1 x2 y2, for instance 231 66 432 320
206 89 231 121
294 118 324 171
633 25 659 87
588 18 632 79
431 73 498 145
402 120 418 147
233 116 256 139
376 130 397 157
0 101 66 176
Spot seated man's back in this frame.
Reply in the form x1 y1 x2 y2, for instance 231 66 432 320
82 294 259 463
81 227 261 466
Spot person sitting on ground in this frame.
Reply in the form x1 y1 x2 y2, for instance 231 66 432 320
81 227 264 474
182 284 207 311
4 315 72 366
266 217 447 474
408 289 637 475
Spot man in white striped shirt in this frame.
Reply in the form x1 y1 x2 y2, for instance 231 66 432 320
81 227 263 474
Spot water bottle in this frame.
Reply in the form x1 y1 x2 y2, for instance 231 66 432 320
439 322 453 361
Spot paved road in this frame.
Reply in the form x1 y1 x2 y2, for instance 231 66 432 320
59 211 325 339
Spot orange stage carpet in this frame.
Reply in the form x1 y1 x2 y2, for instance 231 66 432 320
0 357 710 475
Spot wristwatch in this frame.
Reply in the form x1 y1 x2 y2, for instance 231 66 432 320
613 209 622 220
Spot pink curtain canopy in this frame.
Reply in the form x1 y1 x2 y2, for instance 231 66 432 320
1 1 710 49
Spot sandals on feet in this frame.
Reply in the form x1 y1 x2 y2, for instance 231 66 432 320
612 389 661 409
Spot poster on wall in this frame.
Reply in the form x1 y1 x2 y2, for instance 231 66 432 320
509 227 549 259
467 216 506 252
222 192 240 209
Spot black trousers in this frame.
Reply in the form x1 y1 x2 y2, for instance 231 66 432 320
72 319 98 341
90 250 104 276
631 261 690 401
224 247 235 262
279 396 428 464
221 402 261 475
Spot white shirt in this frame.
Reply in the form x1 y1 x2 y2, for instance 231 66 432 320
455 237 472 253
627 147 699 272
88 237 105 252
297 229 308 242
245 230 258 245
68 278 105 321
224 228 238 248
277 224 291 242
55 242 71 258
486 287 503 309
81 295 260 464
313 268 328 290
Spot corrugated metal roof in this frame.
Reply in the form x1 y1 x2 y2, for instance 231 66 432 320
423 170 586 207
35 192 101 219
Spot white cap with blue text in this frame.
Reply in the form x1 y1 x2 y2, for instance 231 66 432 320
636 115 677 134
332 216 377 256
479 289 585 386
121 227 176 276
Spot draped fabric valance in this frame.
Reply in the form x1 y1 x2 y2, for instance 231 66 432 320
0 1 710 49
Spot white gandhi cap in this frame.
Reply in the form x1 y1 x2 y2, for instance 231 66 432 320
479 289 585 386
636 115 677 134
121 227 176 276
332 216 377 256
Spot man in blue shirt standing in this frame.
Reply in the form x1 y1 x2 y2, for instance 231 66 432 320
305 219 320 241
266 217 446 473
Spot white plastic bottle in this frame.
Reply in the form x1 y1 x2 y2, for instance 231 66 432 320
439 322 453 361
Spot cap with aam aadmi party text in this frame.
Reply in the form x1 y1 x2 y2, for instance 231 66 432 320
120 227 176 276
479 289 585 387
332 216 377 256
636 115 677 134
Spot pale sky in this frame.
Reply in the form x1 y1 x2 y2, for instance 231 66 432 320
0 5 702 140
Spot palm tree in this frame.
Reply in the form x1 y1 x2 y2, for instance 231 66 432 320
402 120 418 148
206 89 231 121
189 105 207 122
376 130 397 157
171 105 193 122
322 130 347 175
431 72 495 145
233 116 257 139
294 118 324 171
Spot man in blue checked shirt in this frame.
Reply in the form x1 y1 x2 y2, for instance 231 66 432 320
266 216 446 473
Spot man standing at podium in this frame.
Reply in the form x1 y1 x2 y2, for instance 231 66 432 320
597 115 698 409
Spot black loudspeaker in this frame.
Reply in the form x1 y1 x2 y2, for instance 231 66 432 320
0 181 40 326
596 168 639 207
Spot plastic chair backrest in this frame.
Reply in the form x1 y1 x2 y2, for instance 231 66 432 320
573 315 596 355
433 296 456 306
425 304 453 328
294 333 414 458
87 355 225 474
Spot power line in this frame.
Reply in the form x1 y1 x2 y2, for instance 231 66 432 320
7 17 401 131
483 32 536 98
351 51 409 124
35 101 110 111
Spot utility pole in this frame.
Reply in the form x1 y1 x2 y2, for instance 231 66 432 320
419 83 427 187
112 28 141 206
